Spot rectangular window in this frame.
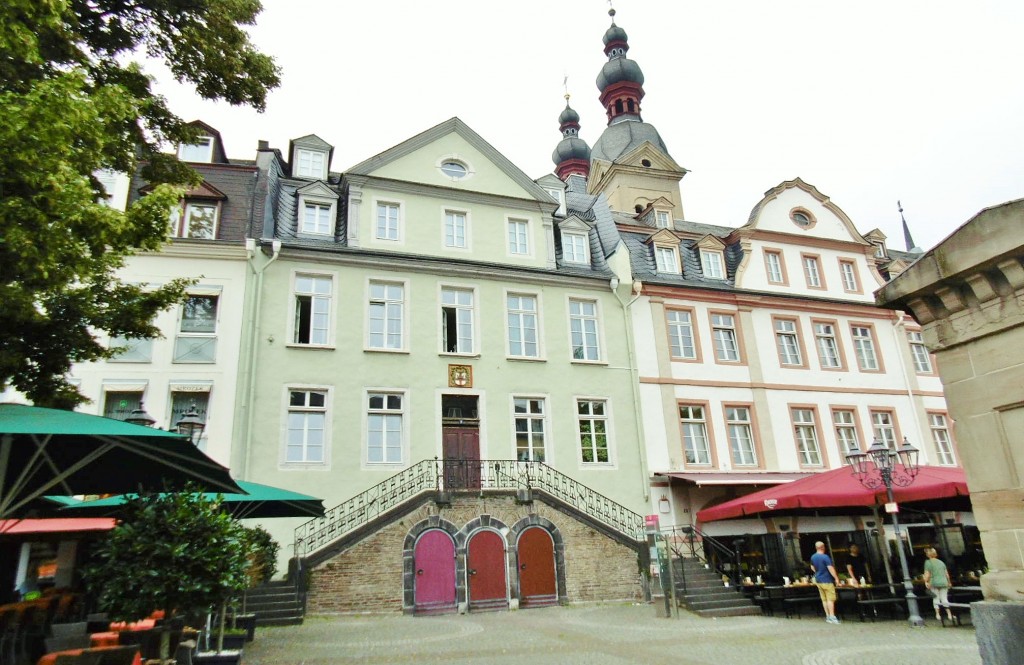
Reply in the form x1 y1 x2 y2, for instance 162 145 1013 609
103 391 142 421
285 390 326 463
655 247 678 273
444 210 467 248
376 203 400 241
108 336 153 363
569 298 600 361
368 281 404 350
181 295 218 333
726 406 757 466
441 287 474 353
514 397 546 462
175 294 219 363
851 325 880 371
179 202 218 239
813 321 843 369
774 317 803 366
839 260 861 292
701 250 725 279
367 392 403 463
929 413 956 465
802 254 823 288
577 399 609 464
908 331 933 373
178 136 213 162
765 250 785 284
295 149 325 178
170 392 209 445
832 408 860 458
711 312 740 362
507 294 539 358
792 408 823 466
294 275 332 345
563 232 588 264
655 210 671 228
666 309 697 360
870 410 898 450
508 219 529 255
302 202 332 235
679 404 712 465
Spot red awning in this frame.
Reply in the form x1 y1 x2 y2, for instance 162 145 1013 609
696 465 969 523
659 471 814 486
0 518 116 535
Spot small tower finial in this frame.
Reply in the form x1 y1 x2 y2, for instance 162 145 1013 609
608 0 616 20
898 200 921 253
563 74 569 101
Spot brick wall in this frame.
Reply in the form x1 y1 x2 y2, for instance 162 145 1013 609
306 493 643 614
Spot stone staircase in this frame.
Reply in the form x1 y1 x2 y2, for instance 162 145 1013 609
242 580 305 626
673 558 761 618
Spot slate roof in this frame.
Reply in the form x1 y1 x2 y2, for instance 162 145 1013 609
591 119 671 163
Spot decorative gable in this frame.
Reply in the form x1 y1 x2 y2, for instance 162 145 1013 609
744 178 870 246
290 134 334 180
295 180 338 238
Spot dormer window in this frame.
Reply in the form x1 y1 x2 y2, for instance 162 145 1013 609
295 149 327 179
296 182 337 238
178 137 214 163
563 232 589 264
545 188 566 216
655 246 679 274
302 202 332 235
655 210 671 228
874 241 887 258
171 200 219 239
700 249 725 280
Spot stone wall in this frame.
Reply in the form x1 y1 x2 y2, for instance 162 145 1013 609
305 493 644 614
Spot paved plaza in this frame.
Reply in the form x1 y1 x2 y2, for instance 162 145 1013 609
244 604 982 665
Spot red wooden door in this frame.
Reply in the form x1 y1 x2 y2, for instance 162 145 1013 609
467 530 507 610
518 527 557 607
413 530 456 614
442 427 480 489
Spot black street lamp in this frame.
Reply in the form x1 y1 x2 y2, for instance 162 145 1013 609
846 437 924 627
174 403 206 446
124 403 156 428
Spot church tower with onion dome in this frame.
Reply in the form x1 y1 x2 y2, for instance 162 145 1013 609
586 8 688 222
551 95 591 180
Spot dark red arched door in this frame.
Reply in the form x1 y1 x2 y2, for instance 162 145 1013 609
413 530 456 614
518 527 557 607
467 530 508 611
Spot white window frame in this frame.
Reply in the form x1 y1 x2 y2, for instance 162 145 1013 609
701 250 725 280
443 208 470 249
291 272 335 348
374 200 402 242
507 217 530 256
929 413 956 465
814 321 843 369
710 312 741 363
365 389 406 466
300 200 333 236
792 407 823 466
666 308 697 360
512 396 548 463
839 259 861 293
576 397 613 465
177 136 213 163
765 250 785 284
655 210 671 229
440 285 477 355
545 188 566 216
832 408 861 459
281 386 331 468
726 405 757 467
774 317 803 366
568 297 602 362
802 254 823 288
679 404 712 466
851 324 880 371
506 291 541 359
562 231 589 264
174 292 219 363
655 246 679 274
367 279 406 352
908 330 933 373
295 148 327 179
870 410 898 451
175 201 219 239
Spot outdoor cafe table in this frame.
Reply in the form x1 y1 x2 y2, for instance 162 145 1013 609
36 645 142 665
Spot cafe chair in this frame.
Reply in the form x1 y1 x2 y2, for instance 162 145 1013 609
45 634 93 652
50 622 88 638
93 646 141 665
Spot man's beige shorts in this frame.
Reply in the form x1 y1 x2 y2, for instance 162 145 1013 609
816 582 836 602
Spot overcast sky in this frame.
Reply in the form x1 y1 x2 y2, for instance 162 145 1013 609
154 0 1024 253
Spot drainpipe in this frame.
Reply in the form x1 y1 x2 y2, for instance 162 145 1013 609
239 239 282 479
890 311 928 449
611 277 650 501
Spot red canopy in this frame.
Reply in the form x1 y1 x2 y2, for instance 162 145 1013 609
696 465 969 523
0 518 115 535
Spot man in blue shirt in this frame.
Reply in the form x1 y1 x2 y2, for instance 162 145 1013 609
811 541 841 624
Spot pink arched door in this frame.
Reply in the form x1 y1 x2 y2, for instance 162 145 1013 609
467 530 508 611
518 527 557 607
413 530 456 614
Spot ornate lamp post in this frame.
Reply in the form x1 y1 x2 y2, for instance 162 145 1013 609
124 402 156 428
173 403 206 446
846 437 924 627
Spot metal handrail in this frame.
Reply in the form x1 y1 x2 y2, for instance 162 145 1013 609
294 458 645 558
661 523 741 588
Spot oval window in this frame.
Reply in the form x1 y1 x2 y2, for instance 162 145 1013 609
790 210 814 228
441 161 468 179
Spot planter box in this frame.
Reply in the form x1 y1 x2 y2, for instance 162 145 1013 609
211 633 247 650
194 650 242 665
232 614 257 642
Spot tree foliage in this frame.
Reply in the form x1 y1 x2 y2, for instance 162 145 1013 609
242 525 279 587
0 0 280 407
84 488 251 623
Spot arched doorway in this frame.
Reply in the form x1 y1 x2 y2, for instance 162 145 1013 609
467 530 508 611
517 527 557 607
413 529 456 614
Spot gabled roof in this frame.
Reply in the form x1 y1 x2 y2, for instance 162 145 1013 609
295 180 337 198
140 179 226 200
744 177 869 244
184 120 228 164
346 117 555 204
288 134 335 169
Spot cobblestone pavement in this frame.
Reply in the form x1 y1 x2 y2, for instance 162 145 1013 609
243 604 982 665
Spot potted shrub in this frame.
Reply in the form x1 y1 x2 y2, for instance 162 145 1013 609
85 488 250 664
231 526 279 642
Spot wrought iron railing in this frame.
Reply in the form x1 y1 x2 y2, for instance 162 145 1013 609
661 523 740 588
294 459 645 558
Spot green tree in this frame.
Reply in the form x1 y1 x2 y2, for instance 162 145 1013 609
0 0 280 408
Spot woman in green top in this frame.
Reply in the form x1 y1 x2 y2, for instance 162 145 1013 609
923 547 954 622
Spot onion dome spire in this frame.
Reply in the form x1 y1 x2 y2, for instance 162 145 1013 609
552 92 591 180
596 7 645 124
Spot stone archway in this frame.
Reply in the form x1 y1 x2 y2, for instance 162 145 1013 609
402 516 459 614
457 514 512 612
510 514 567 607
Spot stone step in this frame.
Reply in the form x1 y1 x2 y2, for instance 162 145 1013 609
253 605 304 620
693 606 763 618
246 600 303 613
255 616 304 627
686 597 757 611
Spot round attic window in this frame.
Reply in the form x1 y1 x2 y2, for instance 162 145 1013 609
440 160 468 179
641 159 652 167
790 208 816 229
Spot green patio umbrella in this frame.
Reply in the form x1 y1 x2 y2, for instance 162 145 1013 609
0 403 244 519
62 480 325 519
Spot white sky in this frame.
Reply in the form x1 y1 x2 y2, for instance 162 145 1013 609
154 0 1024 252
